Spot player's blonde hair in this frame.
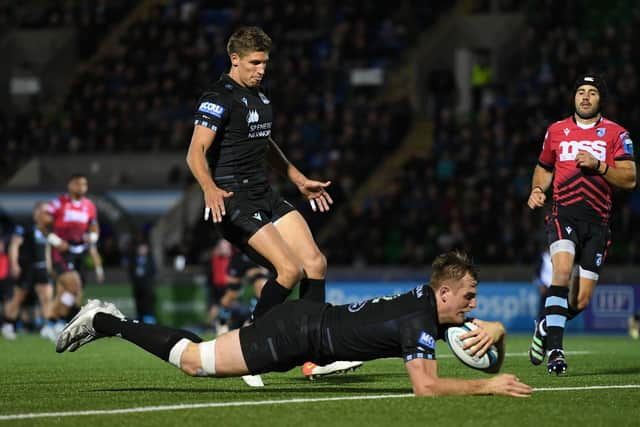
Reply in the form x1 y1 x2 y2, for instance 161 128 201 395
227 26 272 58
430 251 478 290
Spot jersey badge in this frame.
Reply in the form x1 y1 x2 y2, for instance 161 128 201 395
241 97 248 107
595 253 603 267
252 212 262 221
564 128 570 136
596 128 606 137
565 226 573 235
247 109 259 124
258 92 270 104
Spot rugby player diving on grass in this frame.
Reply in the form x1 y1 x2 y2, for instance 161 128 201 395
56 251 532 397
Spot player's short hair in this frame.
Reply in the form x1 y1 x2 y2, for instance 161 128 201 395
227 26 272 57
430 251 478 289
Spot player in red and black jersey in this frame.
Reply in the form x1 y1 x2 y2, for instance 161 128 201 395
46 174 104 329
527 74 637 374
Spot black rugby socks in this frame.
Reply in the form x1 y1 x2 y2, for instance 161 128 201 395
93 313 202 362
299 278 326 303
252 278 291 319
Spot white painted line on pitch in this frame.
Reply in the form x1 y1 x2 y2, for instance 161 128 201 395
1 383 639 421
0 394 413 421
438 350 593 359
533 384 640 392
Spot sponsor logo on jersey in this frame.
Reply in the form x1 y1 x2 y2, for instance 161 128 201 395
348 300 367 312
258 92 270 104
198 102 225 118
246 109 259 124
596 128 606 137
559 139 607 161
63 209 89 223
241 97 248 107
252 212 262 221
565 226 573 235
564 128 570 136
418 332 436 349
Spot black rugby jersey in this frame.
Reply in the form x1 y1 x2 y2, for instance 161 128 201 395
318 285 446 363
193 74 273 187
14 223 48 269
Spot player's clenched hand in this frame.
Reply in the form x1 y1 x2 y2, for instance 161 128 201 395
298 179 333 212
460 319 503 357
487 374 532 398
575 149 599 170
527 187 546 209
203 186 234 223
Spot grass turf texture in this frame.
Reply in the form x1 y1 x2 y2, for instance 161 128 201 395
1 334 639 426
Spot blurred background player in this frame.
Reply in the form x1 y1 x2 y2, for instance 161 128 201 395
0 238 13 339
527 74 637 375
216 245 270 333
205 238 232 333
1 202 55 340
127 236 157 324
46 173 103 335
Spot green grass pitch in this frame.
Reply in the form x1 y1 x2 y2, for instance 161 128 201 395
1 333 639 426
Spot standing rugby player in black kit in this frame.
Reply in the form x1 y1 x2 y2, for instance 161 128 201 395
186 26 361 378
1 202 55 340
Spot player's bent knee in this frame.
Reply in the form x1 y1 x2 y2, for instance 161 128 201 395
58 272 82 293
277 262 304 286
304 252 327 276
172 340 217 377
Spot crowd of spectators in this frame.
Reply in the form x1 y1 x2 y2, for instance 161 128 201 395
3 0 450 264
0 0 132 56
323 0 640 265
5 1 639 267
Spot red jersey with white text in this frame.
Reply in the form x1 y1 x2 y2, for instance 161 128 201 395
538 116 635 225
47 195 97 244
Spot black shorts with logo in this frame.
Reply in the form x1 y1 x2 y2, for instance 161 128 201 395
239 300 326 374
215 178 296 247
546 214 612 274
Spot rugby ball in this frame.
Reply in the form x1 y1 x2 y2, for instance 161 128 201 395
444 322 499 371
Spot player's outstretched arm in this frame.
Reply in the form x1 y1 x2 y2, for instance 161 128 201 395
267 137 333 212
405 359 531 397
